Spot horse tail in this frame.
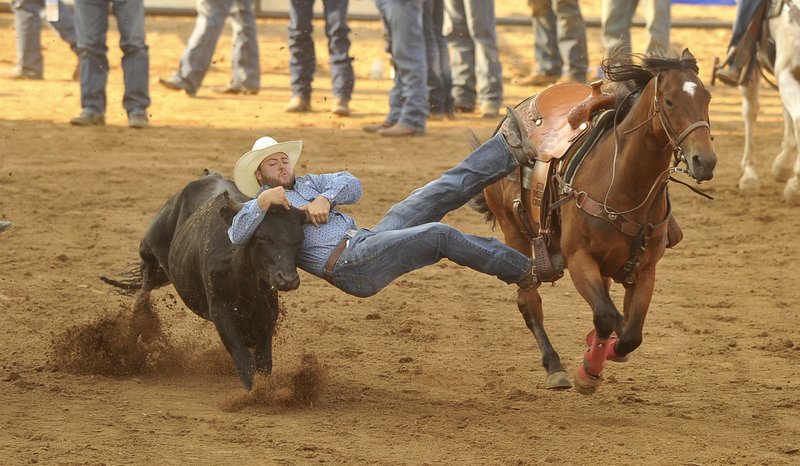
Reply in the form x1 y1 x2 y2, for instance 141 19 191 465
99 264 142 296
467 192 497 226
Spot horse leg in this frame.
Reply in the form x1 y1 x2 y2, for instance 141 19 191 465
771 107 796 183
607 266 657 365
517 286 571 389
584 277 629 362
774 67 800 204
567 254 621 395
486 187 570 389
739 75 762 190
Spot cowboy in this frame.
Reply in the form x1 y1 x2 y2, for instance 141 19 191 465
228 111 545 297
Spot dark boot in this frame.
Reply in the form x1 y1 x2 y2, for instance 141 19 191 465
503 105 537 166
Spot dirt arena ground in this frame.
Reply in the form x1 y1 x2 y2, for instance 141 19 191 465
1 5 799 465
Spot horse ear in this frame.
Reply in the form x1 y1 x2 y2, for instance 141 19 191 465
681 48 695 62
219 191 243 226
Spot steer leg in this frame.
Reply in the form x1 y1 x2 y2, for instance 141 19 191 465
129 253 165 343
254 290 280 376
130 290 161 343
210 304 256 390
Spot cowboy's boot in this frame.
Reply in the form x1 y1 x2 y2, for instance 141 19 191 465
502 105 537 166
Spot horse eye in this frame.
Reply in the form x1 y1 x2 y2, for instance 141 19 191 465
664 98 674 108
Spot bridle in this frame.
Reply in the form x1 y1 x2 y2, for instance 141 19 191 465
599 71 714 215
617 72 712 179
649 73 713 173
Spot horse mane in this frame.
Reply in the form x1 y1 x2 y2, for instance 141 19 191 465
600 46 699 116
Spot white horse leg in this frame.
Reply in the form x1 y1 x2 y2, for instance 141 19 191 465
769 8 800 204
772 106 797 183
776 69 800 204
739 76 761 190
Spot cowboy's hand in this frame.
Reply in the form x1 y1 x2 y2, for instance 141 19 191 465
300 196 331 227
256 187 290 211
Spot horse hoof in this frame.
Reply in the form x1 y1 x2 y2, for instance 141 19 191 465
573 366 603 395
738 175 761 190
545 370 572 390
772 163 793 183
783 178 800 205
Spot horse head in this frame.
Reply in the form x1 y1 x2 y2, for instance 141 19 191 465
652 49 717 182
604 48 718 182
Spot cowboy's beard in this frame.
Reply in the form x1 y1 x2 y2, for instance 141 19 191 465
263 172 296 190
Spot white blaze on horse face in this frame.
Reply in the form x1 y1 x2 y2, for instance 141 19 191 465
683 81 698 97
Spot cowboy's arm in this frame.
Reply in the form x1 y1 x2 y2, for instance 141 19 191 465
304 172 362 207
228 199 264 245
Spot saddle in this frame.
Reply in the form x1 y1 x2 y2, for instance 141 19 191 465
500 82 618 283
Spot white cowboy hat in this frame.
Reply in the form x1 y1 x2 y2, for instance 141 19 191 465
233 136 303 197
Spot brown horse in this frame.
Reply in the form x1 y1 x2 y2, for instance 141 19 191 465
475 48 717 394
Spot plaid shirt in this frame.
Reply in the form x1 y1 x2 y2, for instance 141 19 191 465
228 172 361 277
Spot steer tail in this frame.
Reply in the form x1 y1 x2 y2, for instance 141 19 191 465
99 264 142 296
463 129 498 226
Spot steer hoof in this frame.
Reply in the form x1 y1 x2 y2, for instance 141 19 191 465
573 365 603 395
545 370 572 390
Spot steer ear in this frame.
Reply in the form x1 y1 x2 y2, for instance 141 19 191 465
219 191 243 226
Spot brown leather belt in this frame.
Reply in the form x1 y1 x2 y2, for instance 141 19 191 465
324 236 349 274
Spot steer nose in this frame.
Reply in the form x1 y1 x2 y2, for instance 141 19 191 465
689 152 717 182
274 271 300 291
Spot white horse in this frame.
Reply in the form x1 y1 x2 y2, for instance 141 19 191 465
738 0 800 204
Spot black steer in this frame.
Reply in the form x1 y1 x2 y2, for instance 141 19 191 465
104 172 306 390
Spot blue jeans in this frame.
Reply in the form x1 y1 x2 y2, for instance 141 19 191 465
12 0 78 77
376 0 429 131
424 0 453 114
74 0 149 116
176 0 260 93
443 0 503 108
530 0 588 80
601 0 670 54
289 0 354 100
329 133 533 298
727 0 762 64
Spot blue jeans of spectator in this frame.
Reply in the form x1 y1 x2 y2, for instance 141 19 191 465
443 0 503 108
530 0 588 80
12 0 78 77
424 0 453 114
74 0 150 116
376 0 428 131
289 0 354 101
601 0 670 54
175 0 260 93
329 133 532 298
